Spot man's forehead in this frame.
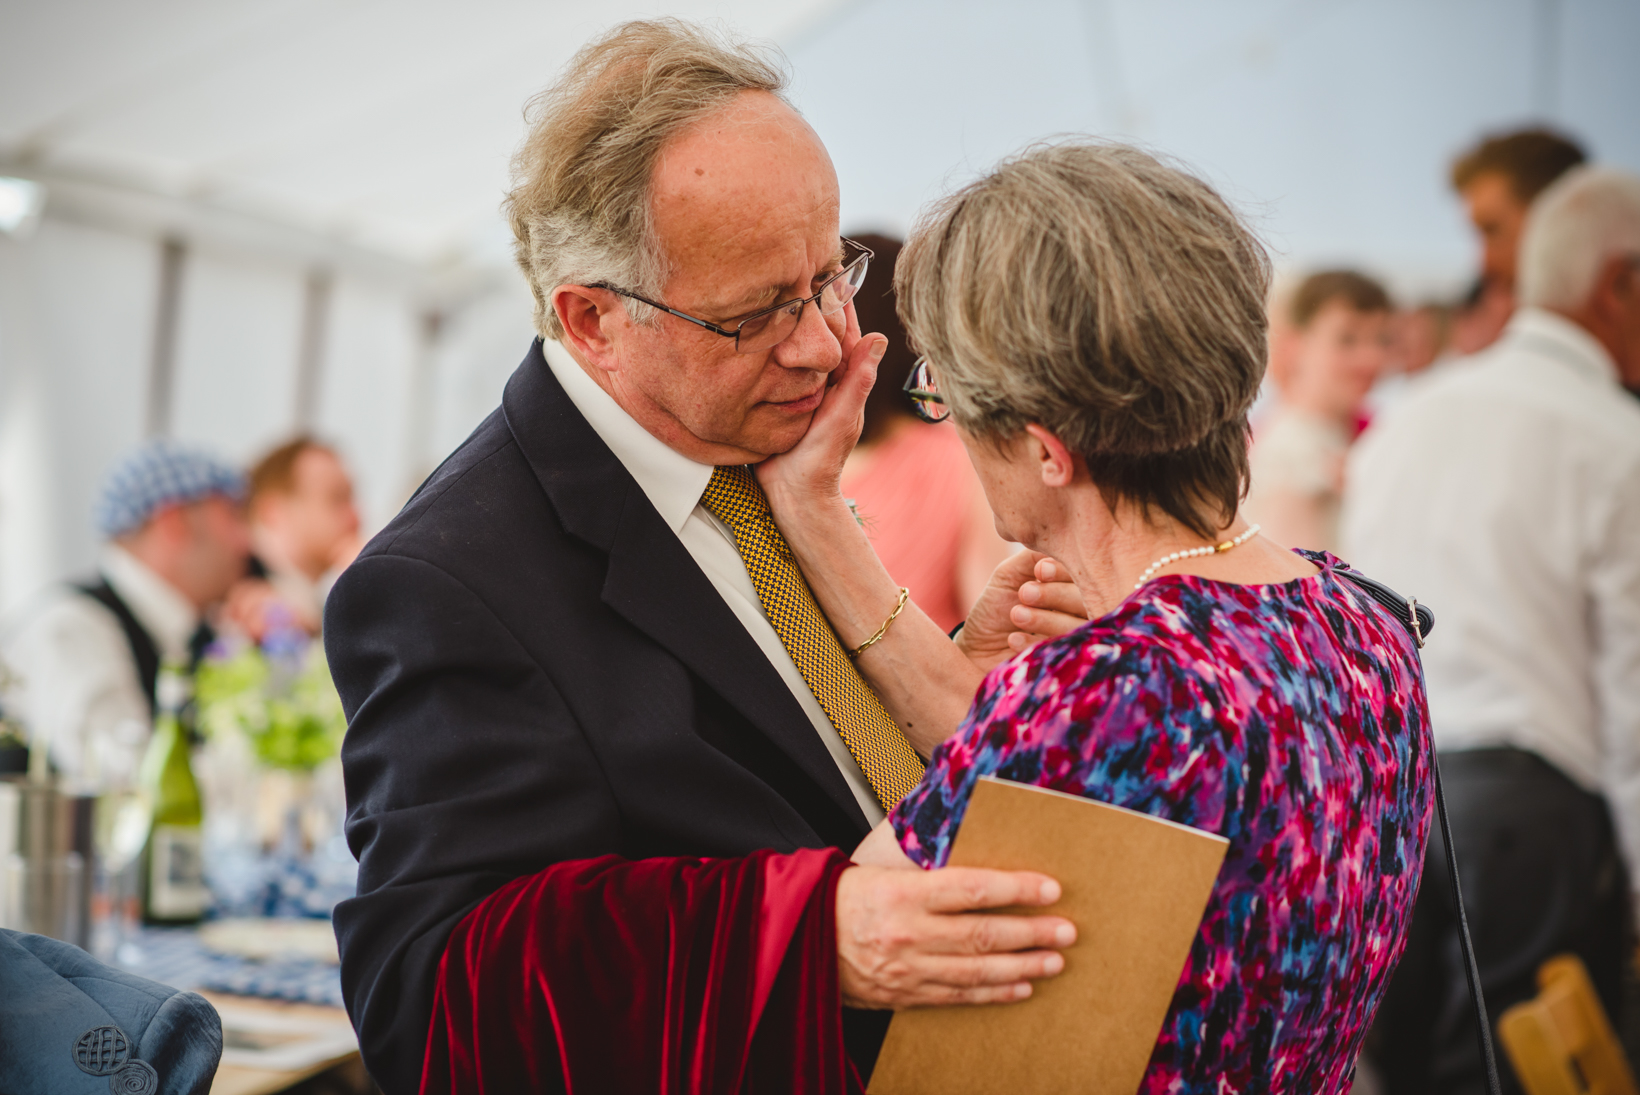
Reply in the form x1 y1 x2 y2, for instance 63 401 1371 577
650 92 841 305
1465 171 1525 210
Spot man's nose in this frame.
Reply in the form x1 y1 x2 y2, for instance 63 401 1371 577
770 298 842 373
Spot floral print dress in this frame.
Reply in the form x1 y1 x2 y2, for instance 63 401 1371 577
891 552 1433 1094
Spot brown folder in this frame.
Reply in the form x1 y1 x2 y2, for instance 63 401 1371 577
868 776 1229 1095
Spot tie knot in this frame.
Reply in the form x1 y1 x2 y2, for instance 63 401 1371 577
701 465 770 529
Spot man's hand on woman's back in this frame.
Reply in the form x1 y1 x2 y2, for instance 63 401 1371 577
834 861 1074 1009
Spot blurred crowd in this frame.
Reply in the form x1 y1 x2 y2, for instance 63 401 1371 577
0 435 361 788
1245 128 1640 1095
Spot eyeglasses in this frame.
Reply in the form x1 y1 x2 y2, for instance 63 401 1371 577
591 239 874 355
902 356 950 423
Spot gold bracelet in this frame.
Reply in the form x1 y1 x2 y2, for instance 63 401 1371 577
848 587 910 659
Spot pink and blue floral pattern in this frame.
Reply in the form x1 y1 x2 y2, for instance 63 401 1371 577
891 552 1433 1095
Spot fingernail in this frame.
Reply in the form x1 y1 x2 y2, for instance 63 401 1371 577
1054 922 1075 947
1043 953 1065 975
871 338 888 363
1040 879 1062 904
1010 604 1032 627
1039 560 1057 580
1014 983 1033 1000
1019 582 1040 604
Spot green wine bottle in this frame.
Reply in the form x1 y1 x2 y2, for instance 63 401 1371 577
138 665 208 925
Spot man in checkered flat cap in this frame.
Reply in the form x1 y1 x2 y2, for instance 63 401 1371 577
0 439 251 788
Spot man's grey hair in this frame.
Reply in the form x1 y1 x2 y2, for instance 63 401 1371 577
1518 166 1640 312
505 20 790 340
896 141 1270 538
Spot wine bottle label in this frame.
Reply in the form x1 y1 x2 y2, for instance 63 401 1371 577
148 825 209 919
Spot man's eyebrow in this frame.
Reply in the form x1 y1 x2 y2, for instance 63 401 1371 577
706 243 849 319
706 284 783 321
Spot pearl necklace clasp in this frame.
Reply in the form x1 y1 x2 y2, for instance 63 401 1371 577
1133 524 1262 592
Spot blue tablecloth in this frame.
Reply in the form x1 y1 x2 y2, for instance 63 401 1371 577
115 924 345 1009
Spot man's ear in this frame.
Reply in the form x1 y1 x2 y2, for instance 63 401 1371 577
1024 424 1079 488
1591 254 1634 316
553 286 623 371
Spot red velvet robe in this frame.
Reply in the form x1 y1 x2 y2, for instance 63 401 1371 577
420 847 864 1094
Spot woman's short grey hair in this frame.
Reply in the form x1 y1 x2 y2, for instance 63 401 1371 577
1518 166 1640 312
505 20 789 340
896 141 1271 538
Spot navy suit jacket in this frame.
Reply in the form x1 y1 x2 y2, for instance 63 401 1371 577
325 339 876 1095
0 930 222 1095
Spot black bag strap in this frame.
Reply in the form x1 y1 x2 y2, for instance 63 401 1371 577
1336 567 1503 1095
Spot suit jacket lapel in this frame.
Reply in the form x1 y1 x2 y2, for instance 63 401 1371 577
502 339 870 831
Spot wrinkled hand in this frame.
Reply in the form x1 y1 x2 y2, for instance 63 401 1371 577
958 554 1089 672
756 301 886 506
835 864 1075 1009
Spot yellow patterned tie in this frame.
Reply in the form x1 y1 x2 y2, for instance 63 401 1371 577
701 465 925 811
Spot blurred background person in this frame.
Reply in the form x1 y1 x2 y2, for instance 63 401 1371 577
1243 270 1394 552
1347 166 1640 1095
230 437 362 638
839 233 1011 632
1367 299 1457 418
1447 274 1520 358
1398 300 1455 377
0 440 249 787
1449 126 1588 352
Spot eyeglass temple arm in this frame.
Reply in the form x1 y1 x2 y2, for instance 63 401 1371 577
589 284 739 339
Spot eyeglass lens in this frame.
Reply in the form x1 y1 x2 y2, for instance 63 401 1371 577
733 253 870 354
903 357 951 423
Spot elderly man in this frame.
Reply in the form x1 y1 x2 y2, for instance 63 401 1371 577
1346 167 1640 1094
325 21 1075 1095
0 440 249 788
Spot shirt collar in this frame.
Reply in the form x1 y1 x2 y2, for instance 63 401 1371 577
540 338 714 535
1506 307 1622 388
98 543 200 663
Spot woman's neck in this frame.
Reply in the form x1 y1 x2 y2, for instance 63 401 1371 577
1046 511 1219 619
1036 493 1306 620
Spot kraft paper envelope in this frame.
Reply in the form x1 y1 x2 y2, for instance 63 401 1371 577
868 776 1229 1095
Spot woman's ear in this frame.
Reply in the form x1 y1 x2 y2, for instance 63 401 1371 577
553 286 622 372
1024 424 1079 488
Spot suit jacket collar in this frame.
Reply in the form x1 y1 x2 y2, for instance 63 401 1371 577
501 338 870 833
538 337 709 535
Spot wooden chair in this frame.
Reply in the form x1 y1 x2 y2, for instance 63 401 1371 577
1498 953 1639 1095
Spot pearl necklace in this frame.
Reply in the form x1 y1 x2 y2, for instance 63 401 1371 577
1132 524 1261 592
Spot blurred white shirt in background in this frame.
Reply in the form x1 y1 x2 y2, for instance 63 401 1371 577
1244 406 1350 553
1342 308 1640 876
0 545 195 786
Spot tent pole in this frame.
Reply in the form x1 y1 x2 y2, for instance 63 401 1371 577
143 237 186 439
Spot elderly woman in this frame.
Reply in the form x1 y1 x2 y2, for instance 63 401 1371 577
760 142 1434 1093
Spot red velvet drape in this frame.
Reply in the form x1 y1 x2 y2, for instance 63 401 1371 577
419 847 863 1095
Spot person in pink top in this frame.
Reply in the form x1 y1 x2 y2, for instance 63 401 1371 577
840 234 1011 631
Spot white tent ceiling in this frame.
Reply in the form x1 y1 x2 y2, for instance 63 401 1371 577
5 0 1638 291
0 0 845 274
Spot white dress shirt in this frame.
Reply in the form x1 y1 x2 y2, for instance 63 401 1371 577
542 339 885 825
1342 308 1640 875
0 544 200 787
